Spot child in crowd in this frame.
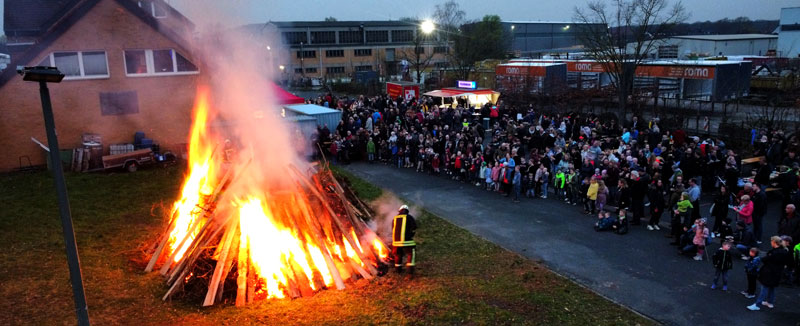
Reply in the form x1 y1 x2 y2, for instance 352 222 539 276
595 211 615 232
554 169 566 201
718 219 734 242
613 208 629 235
596 180 609 213
711 241 734 290
483 162 493 190
524 173 536 198
366 137 375 163
674 192 694 225
567 168 579 205
478 162 488 187
671 192 693 243
535 164 550 198
693 218 709 261
490 161 500 191
585 177 598 215
742 247 761 298
416 147 426 172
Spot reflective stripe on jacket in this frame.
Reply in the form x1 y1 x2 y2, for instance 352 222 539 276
392 214 416 246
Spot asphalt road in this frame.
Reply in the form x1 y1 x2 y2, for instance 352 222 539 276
344 162 800 326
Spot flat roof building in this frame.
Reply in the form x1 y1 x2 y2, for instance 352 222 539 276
630 34 778 59
243 20 448 80
777 7 800 57
500 21 607 57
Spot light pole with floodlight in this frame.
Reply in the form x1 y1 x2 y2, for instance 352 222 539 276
17 65 90 326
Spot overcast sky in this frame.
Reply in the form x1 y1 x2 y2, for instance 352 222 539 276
168 0 796 26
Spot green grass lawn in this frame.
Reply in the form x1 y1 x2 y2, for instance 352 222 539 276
0 166 653 325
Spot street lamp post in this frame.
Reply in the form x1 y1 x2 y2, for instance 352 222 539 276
17 66 90 326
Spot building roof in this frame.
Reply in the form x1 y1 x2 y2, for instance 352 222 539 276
284 104 340 116
671 34 777 41
260 20 419 29
643 60 747 66
424 88 496 98
0 0 195 87
498 62 565 67
502 20 599 25
3 0 79 38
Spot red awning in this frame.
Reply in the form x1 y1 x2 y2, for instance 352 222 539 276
439 88 496 96
271 82 304 104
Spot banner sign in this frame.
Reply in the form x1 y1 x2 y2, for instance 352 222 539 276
457 80 477 89
635 65 716 79
495 65 548 76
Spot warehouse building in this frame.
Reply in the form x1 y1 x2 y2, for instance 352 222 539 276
635 34 778 59
628 34 778 60
500 21 606 57
777 7 800 57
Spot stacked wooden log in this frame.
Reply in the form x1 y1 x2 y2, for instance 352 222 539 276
144 163 386 306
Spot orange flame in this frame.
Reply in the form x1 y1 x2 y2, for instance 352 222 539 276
158 85 388 302
167 86 217 262
373 239 388 260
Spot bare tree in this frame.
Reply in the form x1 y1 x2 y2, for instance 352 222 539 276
433 1 465 45
745 103 796 131
398 28 435 83
432 0 465 76
574 0 687 116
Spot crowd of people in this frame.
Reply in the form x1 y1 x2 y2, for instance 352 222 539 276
308 92 800 311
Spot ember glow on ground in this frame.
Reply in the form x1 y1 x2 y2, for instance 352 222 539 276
0 167 651 325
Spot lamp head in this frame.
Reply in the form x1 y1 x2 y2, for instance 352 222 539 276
18 66 65 83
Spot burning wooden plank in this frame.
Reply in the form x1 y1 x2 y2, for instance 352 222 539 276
144 87 389 307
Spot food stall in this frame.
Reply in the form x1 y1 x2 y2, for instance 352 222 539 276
423 81 500 108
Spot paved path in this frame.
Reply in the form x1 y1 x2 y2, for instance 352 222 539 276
345 163 800 326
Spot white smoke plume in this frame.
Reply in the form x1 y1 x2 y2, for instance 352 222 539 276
366 192 422 243
164 0 311 194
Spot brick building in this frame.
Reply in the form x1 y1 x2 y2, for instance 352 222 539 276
243 20 449 81
0 0 199 171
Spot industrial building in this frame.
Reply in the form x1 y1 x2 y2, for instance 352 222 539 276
243 20 448 80
502 58 751 101
777 7 800 57
501 21 606 57
632 34 778 59
494 62 567 95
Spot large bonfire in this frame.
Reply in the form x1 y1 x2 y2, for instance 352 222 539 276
144 86 389 306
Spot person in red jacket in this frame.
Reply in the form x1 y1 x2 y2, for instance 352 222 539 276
735 195 754 227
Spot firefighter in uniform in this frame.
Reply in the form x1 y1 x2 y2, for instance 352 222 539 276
392 205 417 274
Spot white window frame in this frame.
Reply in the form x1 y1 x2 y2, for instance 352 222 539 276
123 49 199 77
39 51 110 80
138 1 167 19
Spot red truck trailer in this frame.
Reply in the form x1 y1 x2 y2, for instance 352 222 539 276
386 81 420 100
